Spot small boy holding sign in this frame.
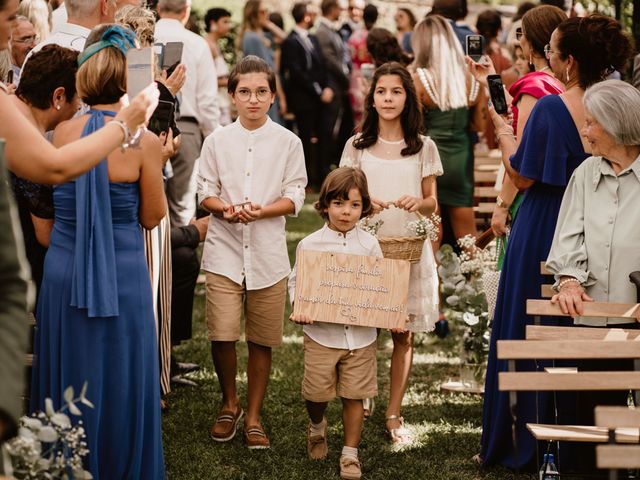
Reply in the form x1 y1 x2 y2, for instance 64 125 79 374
289 167 382 480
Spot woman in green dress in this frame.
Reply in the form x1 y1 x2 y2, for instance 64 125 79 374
411 15 486 243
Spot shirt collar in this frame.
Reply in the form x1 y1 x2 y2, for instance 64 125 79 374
322 223 358 239
593 154 640 190
156 18 184 30
58 22 91 38
319 17 337 30
293 25 309 38
236 115 272 135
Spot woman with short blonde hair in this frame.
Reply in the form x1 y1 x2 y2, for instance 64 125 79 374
31 23 167 479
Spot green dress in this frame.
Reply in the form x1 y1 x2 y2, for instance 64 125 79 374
424 107 474 207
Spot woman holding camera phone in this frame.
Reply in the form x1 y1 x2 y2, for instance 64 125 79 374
478 14 633 470
31 25 167 478
411 15 486 244
467 5 566 253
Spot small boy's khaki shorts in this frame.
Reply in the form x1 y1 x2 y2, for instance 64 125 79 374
205 272 287 347
302 334 378 402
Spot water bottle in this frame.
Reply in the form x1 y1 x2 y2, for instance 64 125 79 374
539 453 560 479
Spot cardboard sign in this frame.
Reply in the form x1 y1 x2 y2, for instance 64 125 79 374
292 250 411 329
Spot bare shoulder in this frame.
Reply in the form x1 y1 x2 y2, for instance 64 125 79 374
52 115 88 147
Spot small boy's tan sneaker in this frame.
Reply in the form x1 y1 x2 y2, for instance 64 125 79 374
339 455 362 480
307 419 328 460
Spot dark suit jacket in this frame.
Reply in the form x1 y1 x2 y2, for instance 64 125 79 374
281 30 329 110
315 20 351 93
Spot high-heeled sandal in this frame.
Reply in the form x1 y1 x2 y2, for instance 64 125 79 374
385 415 412 446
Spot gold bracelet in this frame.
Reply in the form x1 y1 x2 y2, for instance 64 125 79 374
496 196 511 209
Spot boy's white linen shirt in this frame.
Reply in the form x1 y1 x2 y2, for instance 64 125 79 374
288 225 381 350
198 117 307 290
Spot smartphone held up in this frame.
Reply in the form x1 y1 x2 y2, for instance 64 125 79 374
487 74 508 115
465 34 484 62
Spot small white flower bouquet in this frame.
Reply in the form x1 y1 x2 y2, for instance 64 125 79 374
5 383 94 480
406 212 441 241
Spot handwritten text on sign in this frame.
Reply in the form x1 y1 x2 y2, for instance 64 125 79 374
293 250 411 329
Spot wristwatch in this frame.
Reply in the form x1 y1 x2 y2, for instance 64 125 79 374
496 196 511 209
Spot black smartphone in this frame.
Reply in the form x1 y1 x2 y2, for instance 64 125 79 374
487 74 508 115
148 99 175 136
162 42 183 77
465 34 484 62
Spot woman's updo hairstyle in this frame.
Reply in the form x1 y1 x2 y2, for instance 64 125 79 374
76 24 131 106
556 15 634 89
521 5 566 59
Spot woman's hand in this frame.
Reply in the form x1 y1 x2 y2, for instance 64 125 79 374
160 64 187 97
158 128 175 165
489 105 513 135
551 281 594 317
491 205 509 237
464 55 496 88
370 197 390 215
395 195 422 213
117 83 160 131
289 312 313 325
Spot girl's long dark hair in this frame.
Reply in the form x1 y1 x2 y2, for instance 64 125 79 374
353 62 423 156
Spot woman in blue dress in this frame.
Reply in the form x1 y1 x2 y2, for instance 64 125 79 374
479 15 633 470
31 25 167 479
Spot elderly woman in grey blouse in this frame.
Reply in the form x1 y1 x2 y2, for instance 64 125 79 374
546 79 640 323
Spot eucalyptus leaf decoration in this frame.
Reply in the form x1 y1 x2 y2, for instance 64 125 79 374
436 236 498 366
5 382 94 480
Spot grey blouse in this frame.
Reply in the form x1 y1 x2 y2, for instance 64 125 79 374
546 154 640 326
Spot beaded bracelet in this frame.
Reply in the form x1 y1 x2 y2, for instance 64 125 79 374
109 120 131 151
556 277 581 291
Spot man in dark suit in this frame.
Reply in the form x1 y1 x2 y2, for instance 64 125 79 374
281 2 334 189
315 0 354 171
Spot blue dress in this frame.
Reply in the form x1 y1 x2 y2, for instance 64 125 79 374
480 95 589 469
31 111 165 479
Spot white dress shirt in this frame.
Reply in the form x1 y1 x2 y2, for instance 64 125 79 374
20 22 90 86
197 117 307 290
154 18 219 136
51 3 68 35
288 225 381 350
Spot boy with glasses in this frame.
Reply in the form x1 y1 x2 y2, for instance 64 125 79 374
197 55 307 449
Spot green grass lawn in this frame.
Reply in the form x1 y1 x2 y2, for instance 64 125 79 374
162 198 535 480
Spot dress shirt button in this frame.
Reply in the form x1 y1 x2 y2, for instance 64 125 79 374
245 197 249 200
609 218 613 223
605 265 608 271
247 172 250 176
604 289 608 294
606 243 610 248
345 326 349 329
343 242 347 246
248 148 252 152
244 245 248 249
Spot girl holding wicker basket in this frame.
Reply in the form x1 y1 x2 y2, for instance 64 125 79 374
339 61 443 446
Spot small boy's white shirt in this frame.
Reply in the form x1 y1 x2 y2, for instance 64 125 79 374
197 117 307 290
289 224 381 350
